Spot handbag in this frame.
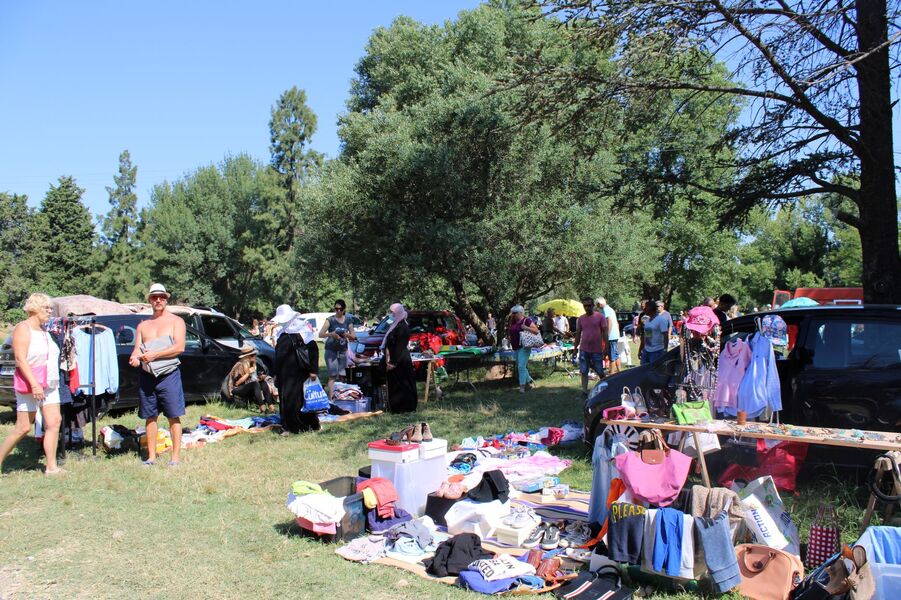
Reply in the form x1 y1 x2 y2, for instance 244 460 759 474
644 387 674 419
672 400 712 425
613 437 692 506
290 335 312 372
736 544 804 600
805 505 841 569
301 378 329 413
520 328 544 349
846 545 875 600
13 331 49 393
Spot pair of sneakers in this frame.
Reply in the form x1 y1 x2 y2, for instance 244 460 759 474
522 521 563 550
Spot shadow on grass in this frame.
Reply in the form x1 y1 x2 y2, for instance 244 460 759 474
274 520 304 538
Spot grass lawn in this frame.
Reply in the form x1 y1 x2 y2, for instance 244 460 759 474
0 364 880 600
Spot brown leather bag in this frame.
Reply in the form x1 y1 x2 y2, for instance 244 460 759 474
737 544 804 600
639 429 668 464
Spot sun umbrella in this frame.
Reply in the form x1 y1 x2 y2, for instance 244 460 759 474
780 296 819 308
535 299 585 317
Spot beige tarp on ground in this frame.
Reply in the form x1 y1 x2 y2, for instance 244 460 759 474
51 295 138 317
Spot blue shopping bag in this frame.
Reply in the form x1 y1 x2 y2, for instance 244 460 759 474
302 378 329 413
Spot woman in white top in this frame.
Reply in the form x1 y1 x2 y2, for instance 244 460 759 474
0 293 63 475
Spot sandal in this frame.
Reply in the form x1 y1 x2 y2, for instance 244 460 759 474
385 425 416 445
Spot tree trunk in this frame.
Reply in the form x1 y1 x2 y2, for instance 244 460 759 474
855 0 901 303
450 280 493 343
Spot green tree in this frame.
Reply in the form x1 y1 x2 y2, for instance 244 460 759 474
143 154 295 319
98 150 148 302
517 0 900 303
305 4 652 341
29 177 100 296
0 193 35 320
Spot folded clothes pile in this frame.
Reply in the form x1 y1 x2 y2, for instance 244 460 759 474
286 480 346 536
332 382 364 401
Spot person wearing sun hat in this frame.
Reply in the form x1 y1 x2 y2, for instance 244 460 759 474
226 344 276 413
129 283 186 467
271 304 321 434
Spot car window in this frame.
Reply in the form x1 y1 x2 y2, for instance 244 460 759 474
201 316 236 340
229 318 256 339
115 325 137 346
184 329 202 350
443 316 456 331
810 319 901 369
374 316 393 334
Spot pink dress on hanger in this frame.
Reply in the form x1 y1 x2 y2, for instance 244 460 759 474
714 338 752 416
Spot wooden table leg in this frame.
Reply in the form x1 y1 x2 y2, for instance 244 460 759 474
692 431 712 488
423 361 434 405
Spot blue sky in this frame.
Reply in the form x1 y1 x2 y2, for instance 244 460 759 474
0 1 480 216
1 1 898 218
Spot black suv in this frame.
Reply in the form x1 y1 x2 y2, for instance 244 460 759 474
584 305 901 457
0 314 254 411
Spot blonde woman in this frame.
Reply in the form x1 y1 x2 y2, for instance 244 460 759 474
227 346 275 412
0 293 63 475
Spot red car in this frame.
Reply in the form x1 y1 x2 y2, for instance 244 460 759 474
356 310 466 356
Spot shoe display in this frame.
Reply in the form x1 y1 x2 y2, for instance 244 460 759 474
541 523 561 550
564 548 592 563
502 506 539 529
522 523 547 549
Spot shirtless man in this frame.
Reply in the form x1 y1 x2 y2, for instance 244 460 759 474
129 283 186 466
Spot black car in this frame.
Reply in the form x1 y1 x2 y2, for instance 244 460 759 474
0 314 255 411
583 305 901 463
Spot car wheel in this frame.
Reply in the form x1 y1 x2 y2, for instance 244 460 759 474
589 418 641 451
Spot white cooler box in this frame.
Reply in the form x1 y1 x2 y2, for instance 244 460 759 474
371 454 448 516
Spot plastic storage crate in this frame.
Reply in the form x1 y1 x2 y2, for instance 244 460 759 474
333 396 371 414
295 476 366 543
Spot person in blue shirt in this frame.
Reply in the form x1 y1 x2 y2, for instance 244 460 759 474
639 300 670 365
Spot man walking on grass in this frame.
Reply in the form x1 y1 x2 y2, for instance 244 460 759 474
597 297 621 374
573 297 607 397
129 283 186 467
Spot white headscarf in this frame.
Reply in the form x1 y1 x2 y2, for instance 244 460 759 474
271 304 316 344
379 302 408 349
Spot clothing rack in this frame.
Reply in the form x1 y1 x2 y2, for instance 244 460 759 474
53 316 105 457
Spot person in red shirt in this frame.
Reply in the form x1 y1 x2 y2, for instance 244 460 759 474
573 297 608 397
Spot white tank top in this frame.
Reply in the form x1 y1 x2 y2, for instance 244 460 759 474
22 328 60 387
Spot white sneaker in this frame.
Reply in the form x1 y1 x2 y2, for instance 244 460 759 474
502 506 539 529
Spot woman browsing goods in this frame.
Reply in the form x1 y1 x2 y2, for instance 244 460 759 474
508 305 540 394
0 293 64 475
319 299 356 400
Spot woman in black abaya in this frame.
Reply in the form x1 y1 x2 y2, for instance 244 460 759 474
381 302 417 413
272 304 321 433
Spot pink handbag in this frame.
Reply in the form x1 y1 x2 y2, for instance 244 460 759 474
14 365 47 393
614 448 692 506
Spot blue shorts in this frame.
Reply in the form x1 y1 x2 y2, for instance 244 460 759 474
138 368 186 419
578 351 605 376
608 339 620 362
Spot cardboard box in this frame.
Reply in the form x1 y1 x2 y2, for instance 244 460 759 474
418 438 447 460
494 524 532 547
514 476 559 493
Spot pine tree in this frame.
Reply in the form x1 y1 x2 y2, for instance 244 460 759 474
30 176 100 296
99 150 146 301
